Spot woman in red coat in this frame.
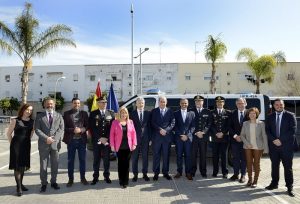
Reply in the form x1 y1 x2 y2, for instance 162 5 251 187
110 107 137 188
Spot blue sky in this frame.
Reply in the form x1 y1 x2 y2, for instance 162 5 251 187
0 0 300 66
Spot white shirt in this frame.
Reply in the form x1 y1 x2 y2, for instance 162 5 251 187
181 109 187 122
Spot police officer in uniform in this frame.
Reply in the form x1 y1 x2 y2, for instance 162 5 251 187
210 96 231 178
191 95 212 178
88 96 115 185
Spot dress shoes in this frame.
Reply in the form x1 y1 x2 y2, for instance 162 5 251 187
229 174 238 181
81 178 89 185
40 185 47 193
143 174 150 181
21 184 28 191
287 189 295 197
251 182 257 188
186 174 193 181
132 175 138 182
246 180 252 187
104 177 112 184
163 174 172 180
239 176 246 183
174 173 182 179
51 183 60 190
265 184 278 190
153 174 159 181
223 174 228 179
66 179 73 187
90 179 99 185
122 185 127 189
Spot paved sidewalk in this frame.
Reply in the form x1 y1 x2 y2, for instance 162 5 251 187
0 137 299 204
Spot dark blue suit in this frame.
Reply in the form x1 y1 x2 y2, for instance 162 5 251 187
210 109 231 176
228 109 247 177
174 110 195 175
191 108 212 176
265 110 297 188
130 110 151 176
151 107 175 175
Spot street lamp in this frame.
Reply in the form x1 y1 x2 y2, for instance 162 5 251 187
54 76 66 105
134 48 149 94
195 41 199 63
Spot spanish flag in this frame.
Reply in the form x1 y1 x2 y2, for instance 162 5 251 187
91 80 101 112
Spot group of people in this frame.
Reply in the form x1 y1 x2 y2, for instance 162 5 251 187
7 95 297 198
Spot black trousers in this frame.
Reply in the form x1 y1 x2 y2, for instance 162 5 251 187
269 147 294 188
212 142 228 175
191 139 207 176
117 149 131 185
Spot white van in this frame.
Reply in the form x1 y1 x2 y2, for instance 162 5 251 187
121 93 270 121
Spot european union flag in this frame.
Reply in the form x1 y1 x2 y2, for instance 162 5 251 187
107 83 119 113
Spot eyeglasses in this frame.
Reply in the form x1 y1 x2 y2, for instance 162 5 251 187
97 101 107 103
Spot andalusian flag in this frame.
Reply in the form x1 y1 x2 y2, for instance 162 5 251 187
91 80 101 112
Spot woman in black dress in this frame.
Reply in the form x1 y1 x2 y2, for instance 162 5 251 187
7 104 34 196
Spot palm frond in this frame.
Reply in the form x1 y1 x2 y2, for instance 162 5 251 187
272 50 286 66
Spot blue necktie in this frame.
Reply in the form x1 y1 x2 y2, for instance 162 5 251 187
276 113 280 138
139 111 143 124
239 112 244 126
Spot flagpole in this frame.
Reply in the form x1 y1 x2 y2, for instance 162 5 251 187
131 3 135 96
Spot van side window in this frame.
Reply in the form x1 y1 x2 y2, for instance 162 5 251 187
144 98 156 111
166 99 181 111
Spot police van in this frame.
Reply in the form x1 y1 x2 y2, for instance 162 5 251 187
121 93 270 121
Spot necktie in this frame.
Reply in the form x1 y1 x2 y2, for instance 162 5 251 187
240 111 244 125
161 109 164 117
48 112 53 127
218 109 221 115
276 113 280 138
101 110 105 117
139 111 143 124
198 108 200 114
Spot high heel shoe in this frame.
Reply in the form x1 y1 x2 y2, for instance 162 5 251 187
21 184 28 191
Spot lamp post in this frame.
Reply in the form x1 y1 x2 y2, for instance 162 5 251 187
194 41 199 63
131 3 135 96
134 48 149 94
54 76 66 105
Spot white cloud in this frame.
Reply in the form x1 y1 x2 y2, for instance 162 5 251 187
0 6 22 25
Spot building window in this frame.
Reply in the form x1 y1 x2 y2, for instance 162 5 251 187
227 91 231 94
73 91 78 98
90 75 95 81
5 75 10 82
128 83 132 86
227 72 230 76
128 91 131 96
40 83 43 87
112 76 117 81
227 82 231 86
73 74 78 81
167 76 172 80
145 75 153 81
185 75 191 80
204 74 219 80
40 91 43 95
287 74 295 80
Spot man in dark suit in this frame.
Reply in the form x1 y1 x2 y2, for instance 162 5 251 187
210 96 231 178
130 97 151 182
173 98 195 180
63 98 89 187
191 95 212 178
151 96 175 181
88 96 115 185
265 98 297 197
228 98 247 183
35 97 64 192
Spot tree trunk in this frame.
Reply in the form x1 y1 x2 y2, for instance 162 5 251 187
21 64 29 104
210 62 216 94
255 77 260 94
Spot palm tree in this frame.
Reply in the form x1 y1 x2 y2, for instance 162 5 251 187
0 2 76 104
204 34 227 94
236 48 286 94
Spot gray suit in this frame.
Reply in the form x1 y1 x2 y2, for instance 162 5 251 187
35 111 64 185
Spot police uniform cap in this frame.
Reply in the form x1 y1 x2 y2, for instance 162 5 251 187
194 95 204 101
215 96 225 102
96 96 107 102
